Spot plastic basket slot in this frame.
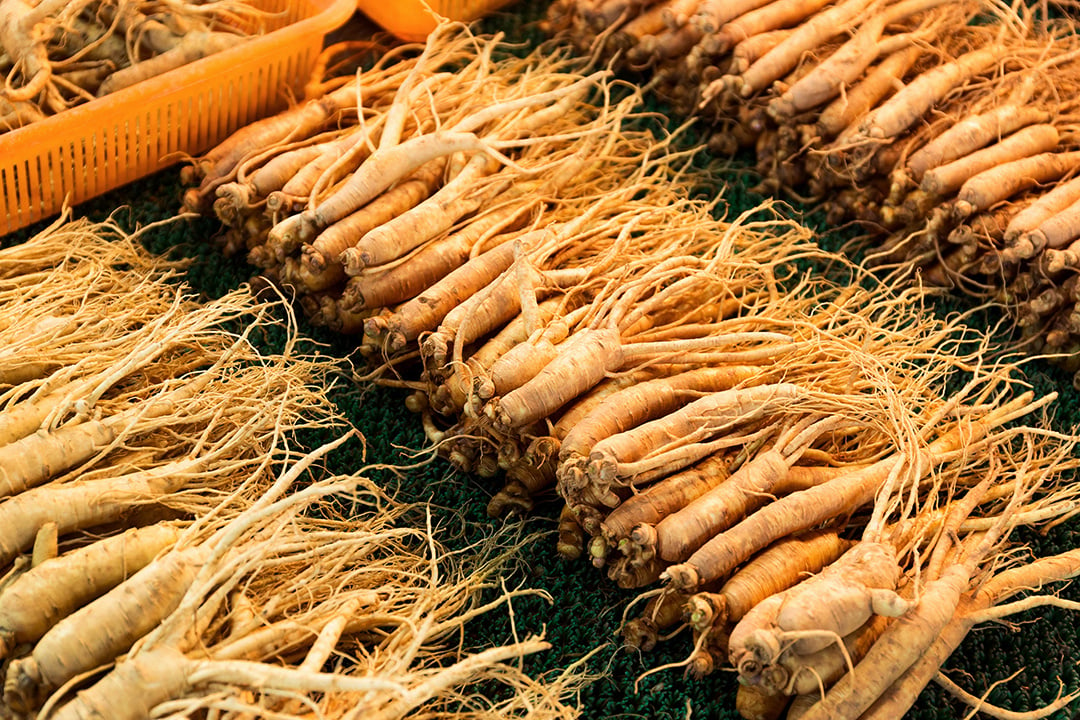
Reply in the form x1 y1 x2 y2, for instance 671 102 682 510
173 98 187 160
15 159 31 228
0 168 11 230
151 106 166 166
254 64 270 120
196 91 212 159
28 156 43 223
121 118 136 184
137 115 149 176
72 137 87 207
235 73 252 133
38 151 54 214
98 126 112 195
2 167 19 231
48 150 63 212
59 144 74 209
140 110 155 175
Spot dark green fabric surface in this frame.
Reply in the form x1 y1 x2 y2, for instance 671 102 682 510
5 2 1080 717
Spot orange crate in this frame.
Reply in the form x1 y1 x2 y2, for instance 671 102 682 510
0 0 355 236
356 0 517 41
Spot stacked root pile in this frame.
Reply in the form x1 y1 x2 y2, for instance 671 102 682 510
183 20 1080 720
181 24 677 342
0 0 265 132
546 0 1080 383
0 216 580 720
18 444 581 720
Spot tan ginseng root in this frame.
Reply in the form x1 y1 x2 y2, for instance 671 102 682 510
489 365 679 522
0 350 335 566
696 0 835 65
765 0 961 121
808 43 924 168
576 274 962 527
906 127 1079 244
1002 191 1080 268
556 364 769 509
337 181 542 317
616 0 704 71
793 435 1080 720
605 274 1019 575
431 296 570 420
609 412 856 572
0 285 338 501
885 101 1052 209
0 96 45 131
872 104 1057 241
860 545 1080 719
264 40 523 263
618 528 854 661
949 149 1080 225
724 416 1080 707
310 125 627 322
301 154 450 276
337 109 658 312
725 536 913 696
817 29 1007 186
433 216 665 397
842 33 1080 203
354 182 633 360
422 135 711 407
0 351 340 661
412 183 706 384
328 88 644 280
660 336 1054 594
354 122 698 359
361 238 522 356
595 451 738 561
684 528 856 637
484 204 815 436
0 215 190 386
917 122 1063 202
849 37 1012 141
415 227 602 386
212 122 380 230
266 24 613 256
2 432 354 713
702 0 883 102
0 522 184 659
95 29 247 95
180 43 439 209
0 281 264 449
43 472 576 720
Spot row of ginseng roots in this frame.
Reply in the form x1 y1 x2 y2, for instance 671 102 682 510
0 214 583 720
180 21 1080 720
545 0 1080 385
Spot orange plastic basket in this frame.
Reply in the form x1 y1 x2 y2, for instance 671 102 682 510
355 0 517 41
0 0 355 236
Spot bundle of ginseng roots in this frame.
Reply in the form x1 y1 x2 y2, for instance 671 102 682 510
544 0 1080 385
0 216 581 720
0 0 267 132
178 21 1080 720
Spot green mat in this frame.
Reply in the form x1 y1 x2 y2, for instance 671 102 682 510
5 2 1080 717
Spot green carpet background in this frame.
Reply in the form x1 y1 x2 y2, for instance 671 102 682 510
5 2 1080 717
